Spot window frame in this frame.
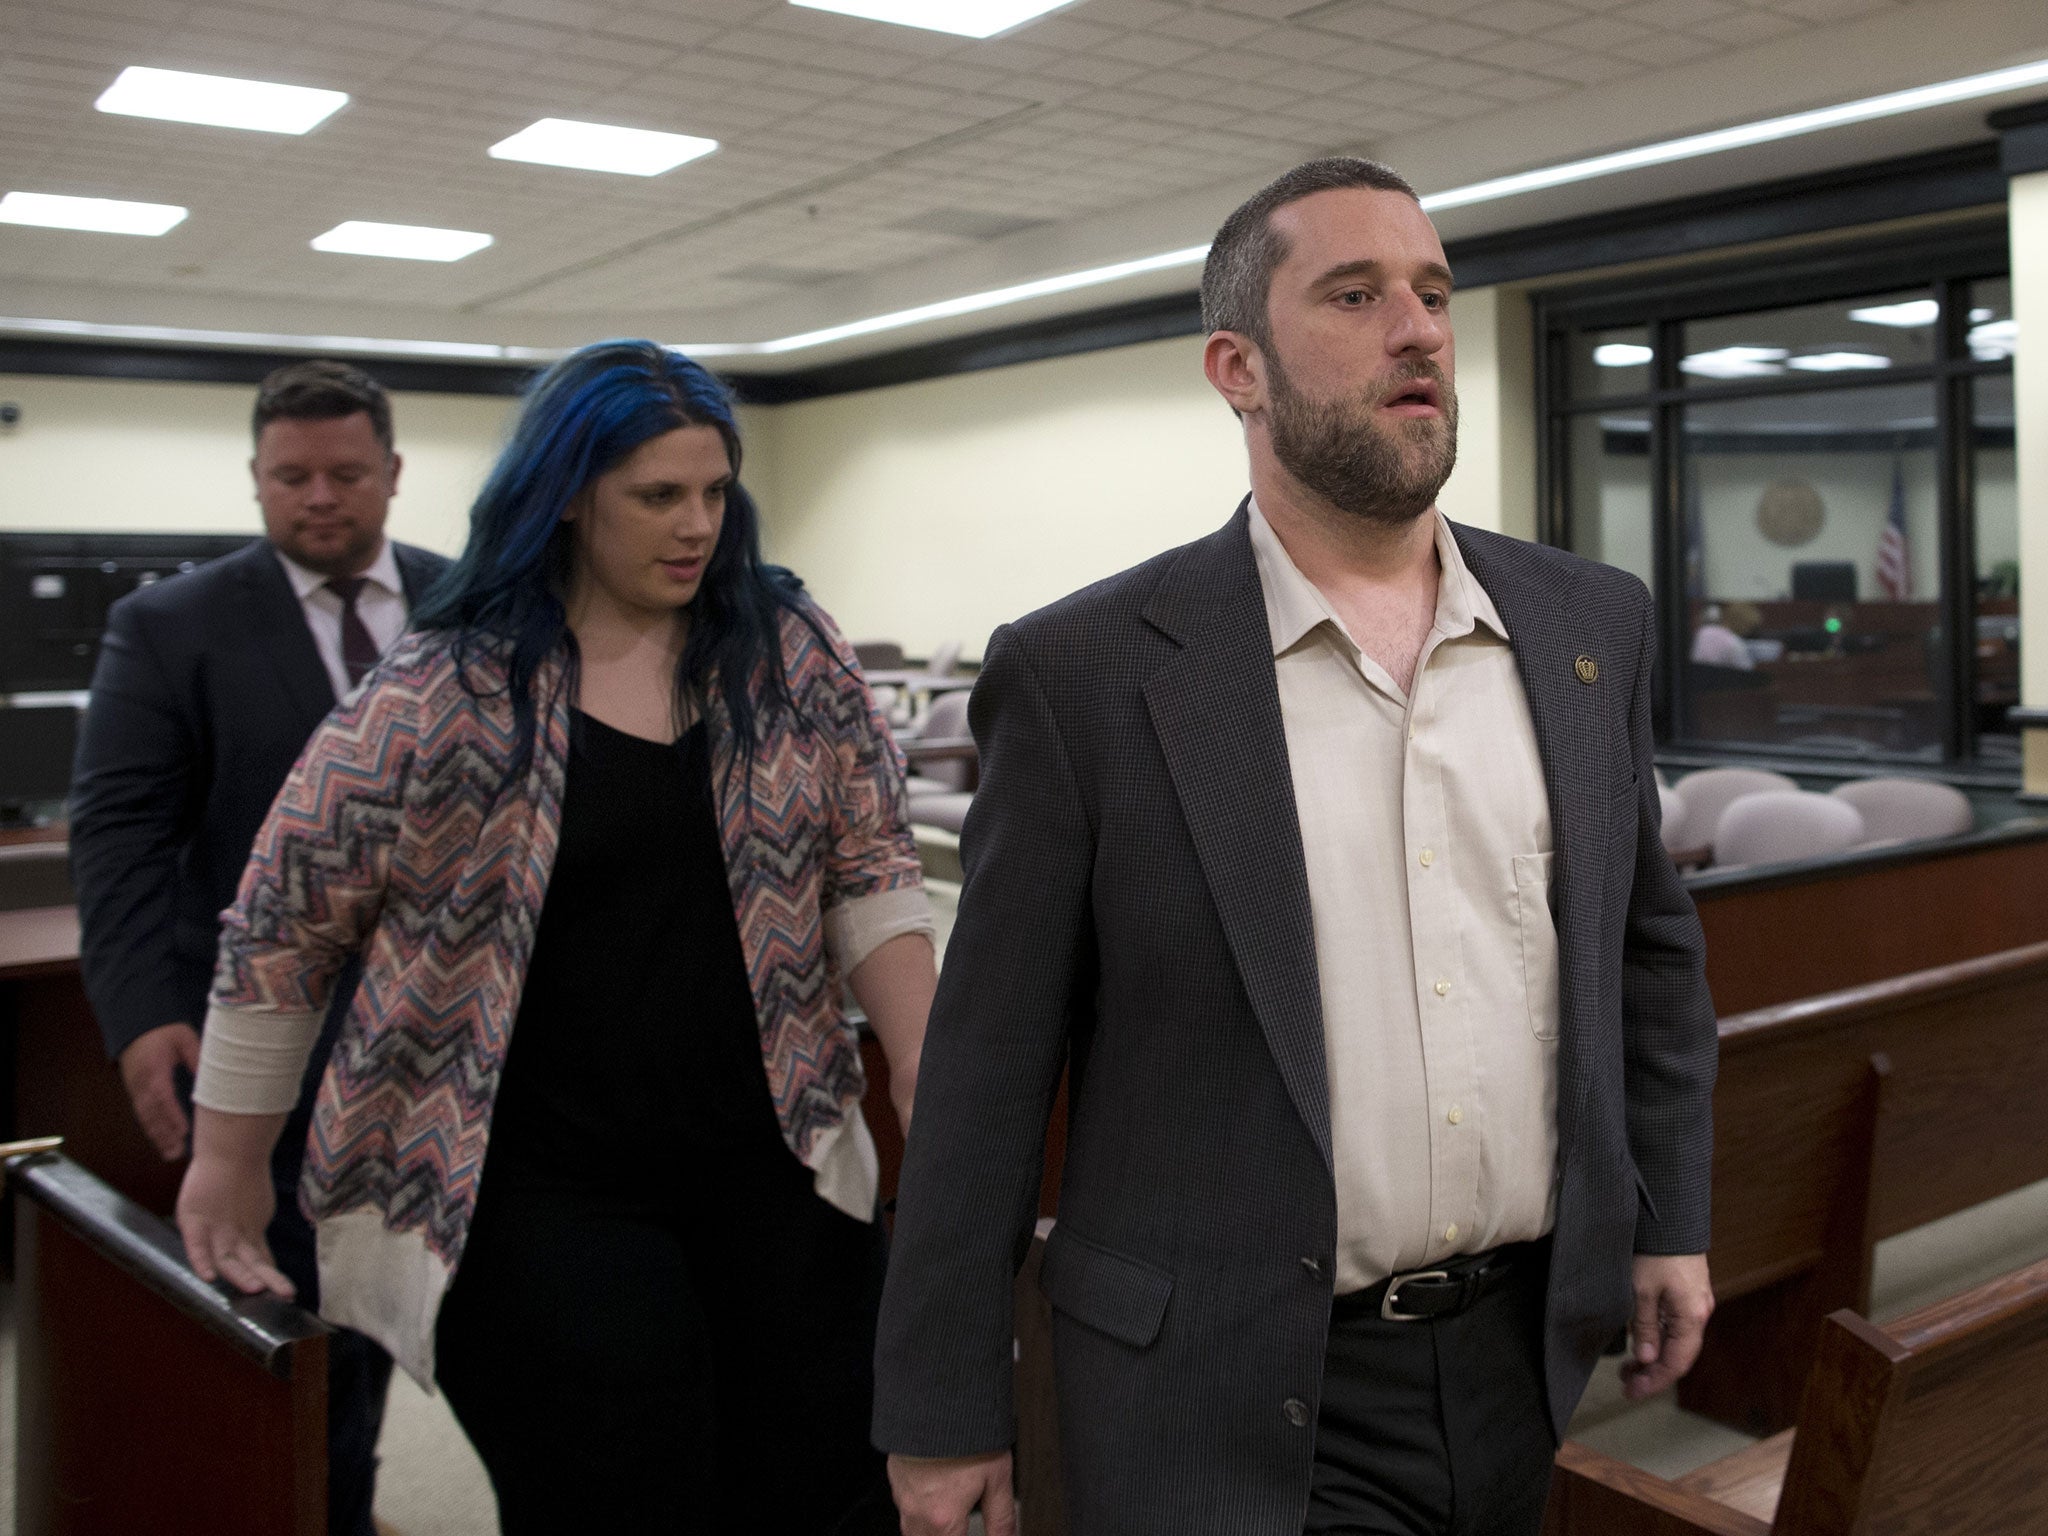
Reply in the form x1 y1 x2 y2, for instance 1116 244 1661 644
1532 218 2016 775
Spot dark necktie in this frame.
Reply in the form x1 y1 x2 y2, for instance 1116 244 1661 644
324 576 379 690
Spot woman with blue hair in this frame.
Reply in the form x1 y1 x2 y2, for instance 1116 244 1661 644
176 339 935 1532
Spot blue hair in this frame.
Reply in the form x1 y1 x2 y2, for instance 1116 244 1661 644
413 339 822 782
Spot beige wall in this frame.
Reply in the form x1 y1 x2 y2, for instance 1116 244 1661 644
0 373 516 556
756 283 1532 660
0 286 1536 665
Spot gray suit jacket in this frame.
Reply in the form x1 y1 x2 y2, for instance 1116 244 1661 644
873 506 1716 1535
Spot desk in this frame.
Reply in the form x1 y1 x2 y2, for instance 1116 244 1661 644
1 904 181 1222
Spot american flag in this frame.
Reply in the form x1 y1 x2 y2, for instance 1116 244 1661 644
1876 457 1910 600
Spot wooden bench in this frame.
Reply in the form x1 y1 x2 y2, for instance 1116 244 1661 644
8 1149 330 1536
1681 940 2048 1436
1544 1252 2048 1535
1687 816 2048 1016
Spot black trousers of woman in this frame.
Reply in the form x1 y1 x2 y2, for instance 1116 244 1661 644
435 1143 897 1536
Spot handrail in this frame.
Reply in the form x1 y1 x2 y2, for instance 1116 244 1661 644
8 1151 328 1377
1717 939 2048 1047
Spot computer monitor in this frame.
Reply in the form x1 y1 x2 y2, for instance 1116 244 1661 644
0 532 254 693
1790 561 1858 602
0 704 80 823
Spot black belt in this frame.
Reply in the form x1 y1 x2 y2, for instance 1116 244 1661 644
1335 1241 1539 1323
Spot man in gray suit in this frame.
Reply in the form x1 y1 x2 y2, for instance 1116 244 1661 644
874 158 1718 1536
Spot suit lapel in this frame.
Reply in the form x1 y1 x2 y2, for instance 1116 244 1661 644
1141 508 1332 1172
393 542 442 608
1453 525 1612 1147
238 541 337 728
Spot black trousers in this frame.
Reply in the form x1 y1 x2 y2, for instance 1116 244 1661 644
1305 1246 1558 1536
434 1145 896 1536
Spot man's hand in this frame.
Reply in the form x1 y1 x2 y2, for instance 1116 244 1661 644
117 1022 202 1160
1621 1253 1714 1400
887 1450 1016 1536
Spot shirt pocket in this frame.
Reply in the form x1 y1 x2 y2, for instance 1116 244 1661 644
1514 851 1560 1041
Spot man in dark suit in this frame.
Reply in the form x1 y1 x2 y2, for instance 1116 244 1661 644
875 159 1718 1536
69 359 450 1536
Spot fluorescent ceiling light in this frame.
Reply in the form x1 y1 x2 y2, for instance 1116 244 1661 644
691 243 1212 357
1784 351 1891 371
96 66 347 134
0 315 563 361
789 0 1075 39
1847 299 1938 328
1970 307 1994 322
1680 346 1787 379
0 190 187 236
489 118 717 176
1420 56 2048 213
1969 319 2018 360
22 59 2048 363
1592 343 1653 367
311 220 492 262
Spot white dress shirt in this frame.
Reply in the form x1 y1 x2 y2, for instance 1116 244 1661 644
273 540 410 704
1248 501 1561 1292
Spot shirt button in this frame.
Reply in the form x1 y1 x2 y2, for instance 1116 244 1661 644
1418 847 1435 868
1434 979 1451 997
1300 1255 1324 1279
1446 1105 1463 1125
1283 1398 1310 1428
1445 1223 1460 1244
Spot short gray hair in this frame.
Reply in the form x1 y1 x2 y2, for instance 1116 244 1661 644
1200 157 1419 347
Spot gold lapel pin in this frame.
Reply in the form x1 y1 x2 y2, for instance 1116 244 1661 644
1574 655 1599 684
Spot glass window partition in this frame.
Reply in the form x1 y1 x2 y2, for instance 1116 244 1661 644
1679 385 1942 760
1681 290 1934 385
1565 409 1653 590
1974 370 2020 764
1538 227 2014 773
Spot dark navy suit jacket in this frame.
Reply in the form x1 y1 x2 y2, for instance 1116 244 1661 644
70 535 449 1060
874 505 1717 1536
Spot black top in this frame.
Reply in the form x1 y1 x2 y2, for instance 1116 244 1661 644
486 711 782 1186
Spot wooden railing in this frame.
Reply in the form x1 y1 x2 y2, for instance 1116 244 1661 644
9 1150 331 1535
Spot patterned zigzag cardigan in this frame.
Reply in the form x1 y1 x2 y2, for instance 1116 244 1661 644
202 601 927 1385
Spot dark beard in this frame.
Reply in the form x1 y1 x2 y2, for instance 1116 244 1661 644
1266 352 1458 527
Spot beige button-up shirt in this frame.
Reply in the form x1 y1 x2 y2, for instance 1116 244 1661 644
1249 502 1561 1293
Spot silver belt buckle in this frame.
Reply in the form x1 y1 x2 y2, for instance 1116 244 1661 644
1380 1268 1450 1322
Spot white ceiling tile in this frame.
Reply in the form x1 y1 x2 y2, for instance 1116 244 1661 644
1531 49 1639 83
1608 30 1723 65
1471 69 1569 102
1089 29 1211 65
1457 0 1581 32
1767 0 1896 19
1210 0 1324 16
1404 56 1514 91
1078 0 1185 25
1686 9 1803 43
1463 35 1575 68
1039 52 1155 86
1614 0 1740 27
1013 15 1130 51
1537 14 1656 48
1385 18 1509 54
1145 10 1272 45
